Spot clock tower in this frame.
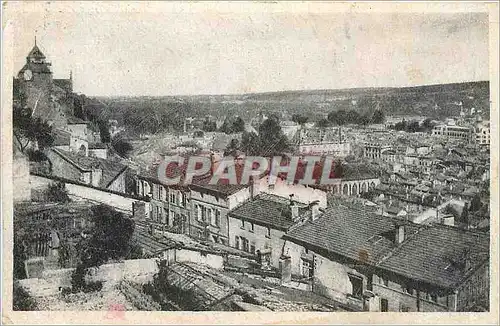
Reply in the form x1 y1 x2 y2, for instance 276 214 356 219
16 39 54 119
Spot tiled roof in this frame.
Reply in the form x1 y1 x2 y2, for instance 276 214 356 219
191 175 248 197
229 193 308 230
67 116 88 125
89 142 107 150
378 225 489 288
49 148 128 188
341 163 378 181
284 205 417 265
52 129 71 147
131 227 178 255
27 45 46 59
285 204 489 289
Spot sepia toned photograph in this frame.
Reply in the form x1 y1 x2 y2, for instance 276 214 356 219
2 1 498 324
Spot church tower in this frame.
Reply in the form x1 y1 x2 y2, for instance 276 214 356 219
16 39 54 116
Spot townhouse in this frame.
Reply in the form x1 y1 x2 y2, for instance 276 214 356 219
280 204 489 312
227 193 319 268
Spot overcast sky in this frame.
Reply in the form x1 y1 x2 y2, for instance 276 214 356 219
7 5 489 96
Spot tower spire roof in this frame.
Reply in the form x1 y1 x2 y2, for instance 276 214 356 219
27 41 46 61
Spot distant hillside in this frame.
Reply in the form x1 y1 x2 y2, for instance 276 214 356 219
93 81 490 134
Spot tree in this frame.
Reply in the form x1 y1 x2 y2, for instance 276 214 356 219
111 137 133 157
98 120 111 143
71 205 135 292
345 110 361 124
291 114 308 125
47 182 71 202
422 118 436 131
394 120 407 131
258 117 290 156
219 116 246 134
328 109 349 126
470 194 482 212
224 138 240 157
241 131 260 155
231 117 245 133
13 106 54 152
358 114 371 126
407 120 421 133
316 118 330 128
13 281 37 311
202 118 217 132
372 109 385 124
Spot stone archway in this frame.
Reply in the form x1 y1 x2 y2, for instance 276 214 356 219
343 184 349 195
370 181 376 189
332 185 338 194
361 182 368 193
352 183 358 196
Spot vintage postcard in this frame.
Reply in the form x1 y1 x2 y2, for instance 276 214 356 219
2 1 498 325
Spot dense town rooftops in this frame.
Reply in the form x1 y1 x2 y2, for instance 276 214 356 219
341 163 379 181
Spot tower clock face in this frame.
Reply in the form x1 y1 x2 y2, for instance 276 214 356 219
23 69 33 81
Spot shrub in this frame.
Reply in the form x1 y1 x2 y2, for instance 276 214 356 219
13 281 37 311
47 182 71 203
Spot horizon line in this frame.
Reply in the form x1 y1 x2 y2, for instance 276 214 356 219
82 79 490 99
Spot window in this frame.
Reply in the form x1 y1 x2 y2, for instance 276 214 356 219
403 285 415 296
249 223 254 232
196 205 202 221
169 193 176 204
301 259 313 278
235 236 241 250
201 206 207 222
349 274 363 299
400 304 410 312
215 210 221 227
250 242 256 254
381 298 389 312
207 208 214 225
266 227 271 238
241 219 245 229
156 206 162 222
242 238 249 252
181 193 187 207
158 186 163 201
163 209 169 224
430 294 438 302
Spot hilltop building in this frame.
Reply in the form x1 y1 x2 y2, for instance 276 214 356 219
14 39 73 127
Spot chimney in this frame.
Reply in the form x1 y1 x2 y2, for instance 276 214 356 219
249 176 255 200
210 152 215 175
289 194 299 220
311 201 321 221
394 222 405 244
90 164 102 187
